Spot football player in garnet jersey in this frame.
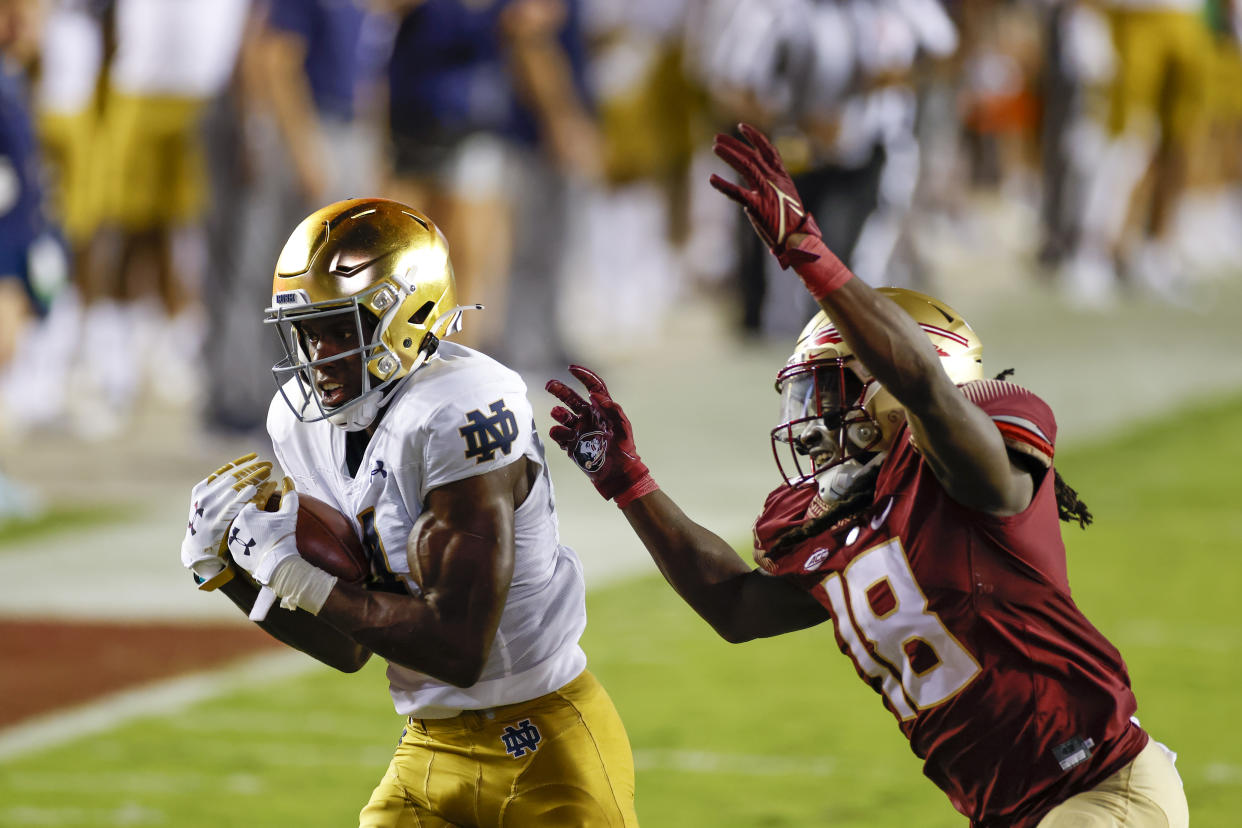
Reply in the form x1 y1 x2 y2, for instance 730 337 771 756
178 198 637 827
546 124 1188 828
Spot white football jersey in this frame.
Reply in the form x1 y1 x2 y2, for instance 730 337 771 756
267 342 588 717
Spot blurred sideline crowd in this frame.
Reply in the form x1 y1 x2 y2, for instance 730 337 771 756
1 0 1240 519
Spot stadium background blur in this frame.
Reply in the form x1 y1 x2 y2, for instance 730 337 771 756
1 0 1241 825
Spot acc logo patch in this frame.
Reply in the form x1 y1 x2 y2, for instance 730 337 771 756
803 547 831 571
571 431 607 473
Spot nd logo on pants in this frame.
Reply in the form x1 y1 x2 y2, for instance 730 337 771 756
360 670 638 827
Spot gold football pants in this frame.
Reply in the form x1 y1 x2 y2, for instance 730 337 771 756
359 670 638 827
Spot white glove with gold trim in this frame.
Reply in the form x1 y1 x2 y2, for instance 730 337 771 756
180 453 272 591
227 488 300 588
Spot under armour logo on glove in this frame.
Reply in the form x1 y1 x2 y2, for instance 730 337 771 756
228 527 257 557
187 501 205 535
500 719 542 758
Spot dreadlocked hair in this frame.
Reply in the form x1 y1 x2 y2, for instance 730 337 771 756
768 462 885 556
1054 471 1093 528
994 368 1093 529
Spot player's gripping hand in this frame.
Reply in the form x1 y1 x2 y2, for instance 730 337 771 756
709 123 854 297
546 365 659 508
181 453 272 591
228 485 338 617
227 487 301 588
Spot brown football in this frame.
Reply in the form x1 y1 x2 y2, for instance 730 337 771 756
263 489 369 584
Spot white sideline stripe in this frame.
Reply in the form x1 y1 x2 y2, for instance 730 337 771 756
0 650 314 762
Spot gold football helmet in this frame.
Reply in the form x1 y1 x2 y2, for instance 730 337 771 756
772 288 984 486
266 198 473 431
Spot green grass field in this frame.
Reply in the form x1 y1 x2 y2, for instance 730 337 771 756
3 394 1240 827
0 503 139 547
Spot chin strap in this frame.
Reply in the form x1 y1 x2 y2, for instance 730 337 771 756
324 333 442 432
807 451 888 518
328 389 384 432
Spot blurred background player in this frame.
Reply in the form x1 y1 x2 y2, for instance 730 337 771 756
179 198 638 826
72 0 250 437
683 0 959 339
379 0 599 373
546 123 1189 828
0 0 68 518
200 0 383 436
564 0 701 345
3 0 105 435
1060 0 1214 305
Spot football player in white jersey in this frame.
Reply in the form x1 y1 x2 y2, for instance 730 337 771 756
178 198 637 827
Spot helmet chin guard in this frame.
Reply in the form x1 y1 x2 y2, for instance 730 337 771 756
326 388 382 432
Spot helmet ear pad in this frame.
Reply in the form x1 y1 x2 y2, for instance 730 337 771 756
857 378 905 453
845 419 880 449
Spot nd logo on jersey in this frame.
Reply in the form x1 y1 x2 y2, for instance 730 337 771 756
459 400 519 463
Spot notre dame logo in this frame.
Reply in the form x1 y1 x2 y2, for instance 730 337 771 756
459 400 520 463
500 718 541 758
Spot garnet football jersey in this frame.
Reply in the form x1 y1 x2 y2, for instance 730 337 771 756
754 380 1147 827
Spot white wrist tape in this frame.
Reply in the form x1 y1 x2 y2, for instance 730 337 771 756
269 556 338 615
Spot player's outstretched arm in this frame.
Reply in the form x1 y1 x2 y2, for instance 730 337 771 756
620 489 832 641
546 366 830 641
711 124 1033 516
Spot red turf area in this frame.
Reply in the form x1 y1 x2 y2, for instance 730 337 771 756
0 619 284 728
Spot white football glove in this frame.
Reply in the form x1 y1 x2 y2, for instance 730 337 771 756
227 487 300 587
181 453 272 591
228 486 338 618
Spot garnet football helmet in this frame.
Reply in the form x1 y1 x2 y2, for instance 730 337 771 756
772 288 984 486
266 198 473 431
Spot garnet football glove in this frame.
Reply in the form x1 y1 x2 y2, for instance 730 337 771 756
546 365 659 507
228 485 337 618
709 123 854 297
181 453 272 591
